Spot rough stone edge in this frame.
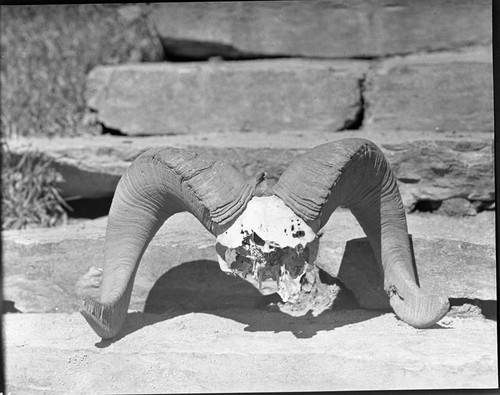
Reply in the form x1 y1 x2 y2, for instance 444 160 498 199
6 129 493 155
5 130 494 211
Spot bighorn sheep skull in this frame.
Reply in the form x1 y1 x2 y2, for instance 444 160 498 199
81 138 450 339
215 194 320 303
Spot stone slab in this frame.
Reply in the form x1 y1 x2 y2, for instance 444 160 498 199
3 210 495 315
2 214 215 314
151 0 491 59
86 60 367 135
382 137 494 209
317 235 497 309
7 130 494 211
4 311 498 393
364 47 493 132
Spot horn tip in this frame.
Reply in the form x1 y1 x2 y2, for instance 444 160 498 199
80 298 119 340
390 291 451 329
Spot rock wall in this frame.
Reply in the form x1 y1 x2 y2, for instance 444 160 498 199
13 0 491 212
150 0 491 59
86 0 493 134
10 1 493 212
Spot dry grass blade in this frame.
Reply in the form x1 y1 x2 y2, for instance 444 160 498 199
1 143 70 230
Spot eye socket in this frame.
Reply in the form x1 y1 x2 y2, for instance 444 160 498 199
252 232 265 246
230 253 252 272
241 234 252 246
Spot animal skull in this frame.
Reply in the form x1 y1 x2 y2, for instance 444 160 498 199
215 195 319 302
81 138 450 340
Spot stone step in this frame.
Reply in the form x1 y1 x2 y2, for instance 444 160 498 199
150 1 491 59
7 130 494 212
4 310 497 393
364 47 493 132
85 47 493 134
86 59 367 135
3 210 495 315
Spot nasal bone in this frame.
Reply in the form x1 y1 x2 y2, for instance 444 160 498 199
260 240 276 253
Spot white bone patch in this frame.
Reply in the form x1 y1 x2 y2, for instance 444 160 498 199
217 195 316 249
215 195 319 302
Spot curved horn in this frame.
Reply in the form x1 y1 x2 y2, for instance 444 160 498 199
273 138 449 328
81 147 253 339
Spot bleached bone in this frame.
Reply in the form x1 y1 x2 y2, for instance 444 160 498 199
215 195 319 302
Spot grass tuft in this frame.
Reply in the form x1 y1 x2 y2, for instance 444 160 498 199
1 142 71 230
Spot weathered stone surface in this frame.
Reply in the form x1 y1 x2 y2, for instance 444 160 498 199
2 214 216 314
86 60 367 135
151 0 491 59
316 210 496 308
381 138 494 210
7 130 494 211
437 197 476 216
317 236 496 309
4 311 498 393
405 211 496 247
364 47 493 132
3 210 495 315
4 212 497 391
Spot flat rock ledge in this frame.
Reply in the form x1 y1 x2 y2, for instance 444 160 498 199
4 210 496 392
84 46 492 134
3 211 495 314
4 311 498 393
6 130 494 212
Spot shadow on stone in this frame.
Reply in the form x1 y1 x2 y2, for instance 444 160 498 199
158 37 289 62
425 323 449 329
66 197 112 219
336 235 420 310
337 237 388 309
95 260 385 347
2 300 21 314
145 260 385 339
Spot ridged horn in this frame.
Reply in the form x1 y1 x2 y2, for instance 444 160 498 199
273 138 449 328
81 147 253 339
